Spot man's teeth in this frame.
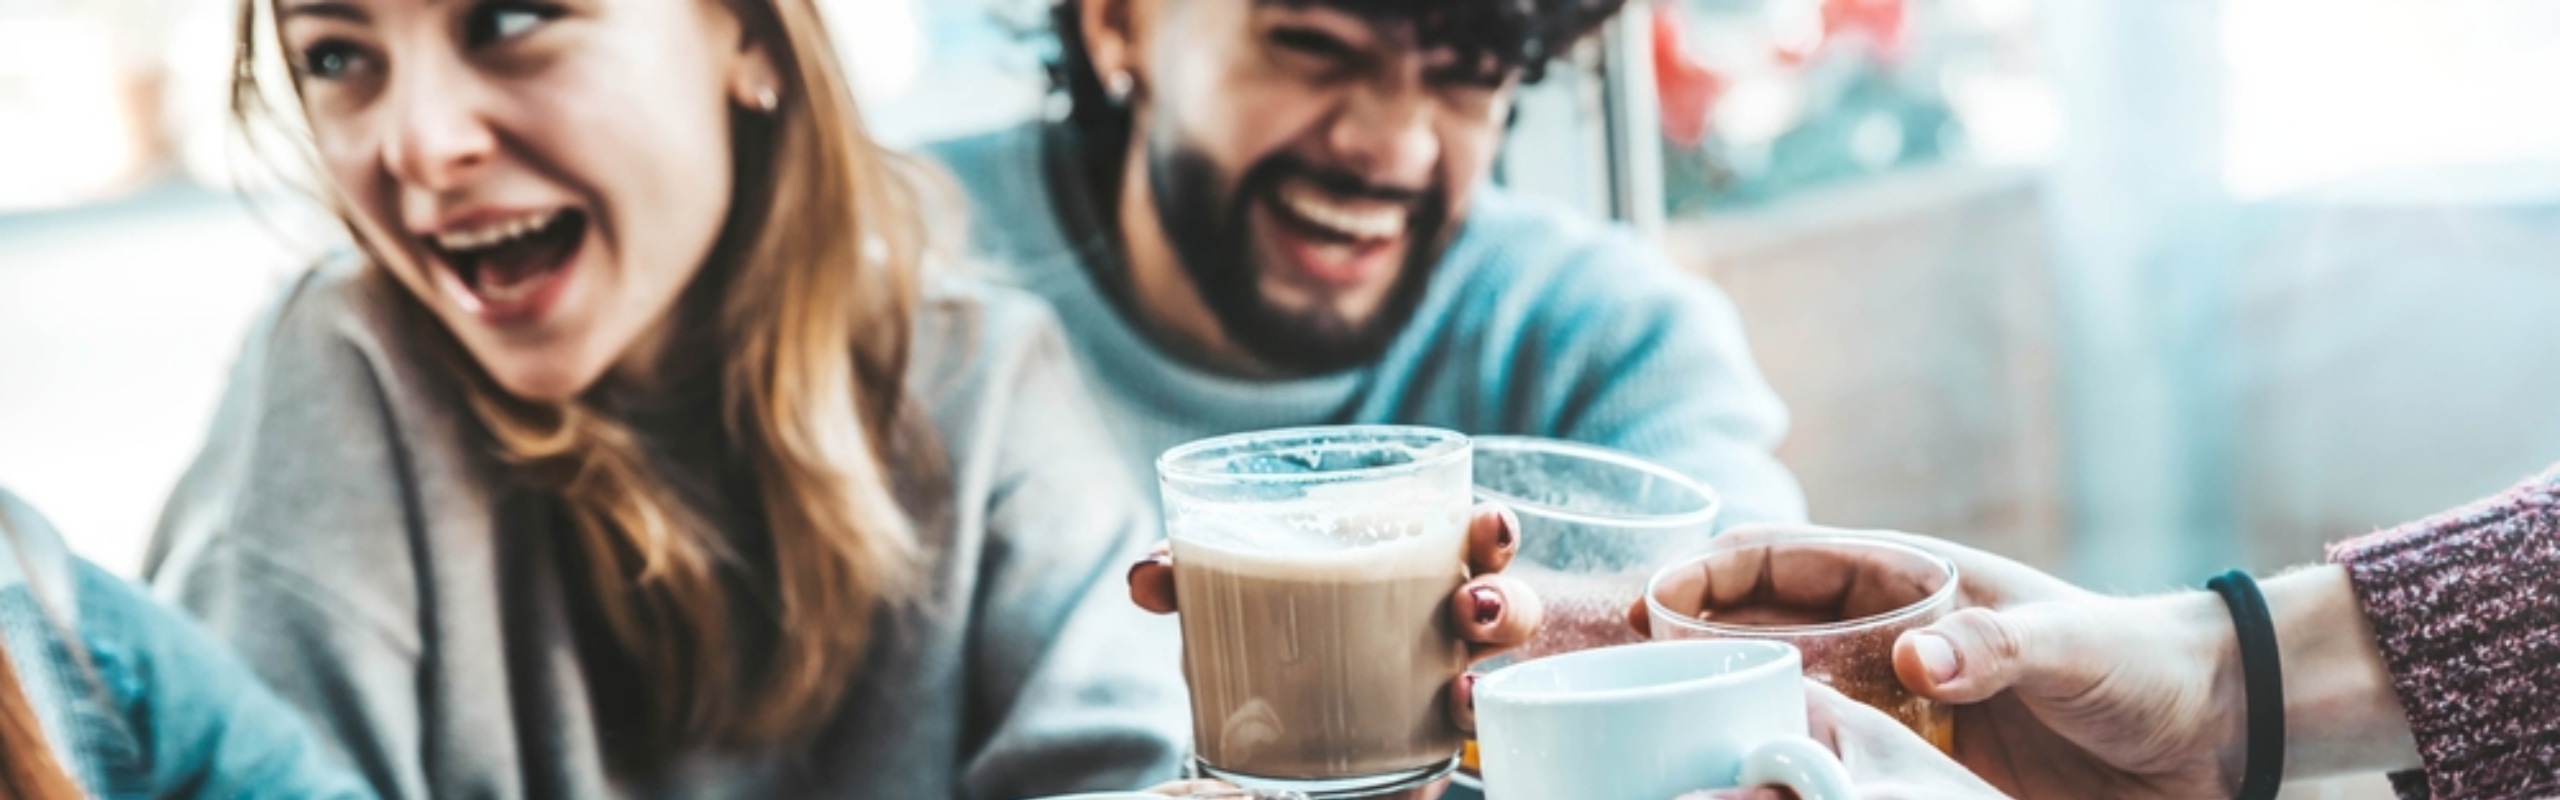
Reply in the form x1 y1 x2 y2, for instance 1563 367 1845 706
433 210 558 252
1279 182 1405 241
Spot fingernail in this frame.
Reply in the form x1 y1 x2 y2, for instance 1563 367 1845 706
1471 587 1503 625
1914 632 1960 684
1463 673 1479 710
1495 520 1515 549
1127 554 1168 583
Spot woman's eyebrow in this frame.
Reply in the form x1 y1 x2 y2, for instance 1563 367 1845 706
278 0 372 25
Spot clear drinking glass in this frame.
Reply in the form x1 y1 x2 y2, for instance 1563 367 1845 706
1455 437 1722 783
1158 426 1475 799
1643 534 1960 752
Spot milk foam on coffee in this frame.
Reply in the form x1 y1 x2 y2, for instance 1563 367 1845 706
1169 479 1471 781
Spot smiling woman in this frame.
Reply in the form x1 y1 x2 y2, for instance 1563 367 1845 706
141 0 1190 795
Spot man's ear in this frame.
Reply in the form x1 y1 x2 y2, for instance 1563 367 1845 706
1081 0 1148 100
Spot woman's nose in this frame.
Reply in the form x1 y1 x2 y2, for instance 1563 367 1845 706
381 61 497 192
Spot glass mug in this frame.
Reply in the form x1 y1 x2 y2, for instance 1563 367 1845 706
1455 437 1722 783
1643 534 1960 752
1158 426 1475 798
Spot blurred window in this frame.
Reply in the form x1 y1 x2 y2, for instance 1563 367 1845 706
2223 0 2560 202
0 0 175 213
852 0 1050 149
1652 0 2056 216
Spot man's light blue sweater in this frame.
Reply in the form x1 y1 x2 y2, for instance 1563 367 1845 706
927 123 1806 526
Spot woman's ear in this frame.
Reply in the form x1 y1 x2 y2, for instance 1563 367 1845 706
729 34 782 112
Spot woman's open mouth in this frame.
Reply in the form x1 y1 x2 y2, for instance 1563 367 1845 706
425 208 587 326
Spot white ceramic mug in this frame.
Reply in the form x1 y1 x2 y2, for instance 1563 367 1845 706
1473 640 1854 800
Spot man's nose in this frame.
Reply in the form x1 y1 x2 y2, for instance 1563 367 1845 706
1325 72 1441 188
381 58 497 193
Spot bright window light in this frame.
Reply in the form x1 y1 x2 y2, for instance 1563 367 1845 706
2223 0 2560 201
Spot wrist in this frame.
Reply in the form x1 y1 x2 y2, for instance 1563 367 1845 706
2172 588 2250 796
2263 565 2420 779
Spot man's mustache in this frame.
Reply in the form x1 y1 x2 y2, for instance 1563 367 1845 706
1262 157 1431 206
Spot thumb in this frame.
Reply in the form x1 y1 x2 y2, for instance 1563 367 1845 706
1895 604 2096 705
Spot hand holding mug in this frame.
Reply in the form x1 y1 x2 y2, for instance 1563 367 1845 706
1138 427 1543 797
1127 502 1543 729
1633 524 2245 800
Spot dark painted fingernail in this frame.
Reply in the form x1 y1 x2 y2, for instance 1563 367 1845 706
1463 673 1479 710
1128 554 1167 583
1471 587 1502 625
1494 520 1515 549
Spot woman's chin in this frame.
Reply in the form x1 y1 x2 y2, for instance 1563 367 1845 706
485 359 608 404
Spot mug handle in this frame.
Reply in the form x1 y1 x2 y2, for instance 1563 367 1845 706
1737 736 1855 800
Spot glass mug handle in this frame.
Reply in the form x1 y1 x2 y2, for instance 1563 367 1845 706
1736 736 1854 800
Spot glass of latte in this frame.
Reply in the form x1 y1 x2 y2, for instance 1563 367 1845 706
1158 426 1475 799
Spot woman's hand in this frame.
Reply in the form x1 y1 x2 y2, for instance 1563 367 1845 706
1680 682 2013 800
1633 524 2243 800
1128 504 1543 731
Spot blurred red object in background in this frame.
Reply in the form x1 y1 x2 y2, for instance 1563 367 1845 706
1653 4 1727 148
1827 0 1908 62
1778 0 1907 65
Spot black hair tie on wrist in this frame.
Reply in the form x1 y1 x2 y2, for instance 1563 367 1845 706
2208 569 2285 800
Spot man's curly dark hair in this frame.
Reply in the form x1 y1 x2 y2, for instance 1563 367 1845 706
1048 0 1631 149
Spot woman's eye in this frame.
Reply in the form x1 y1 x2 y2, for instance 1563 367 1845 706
299 42 371 80
465 2 558 48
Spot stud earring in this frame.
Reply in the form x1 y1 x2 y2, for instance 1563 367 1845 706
1104 70 1134 105
753 86 780 112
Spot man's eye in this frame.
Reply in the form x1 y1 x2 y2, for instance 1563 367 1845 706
1430 66 1513 91
465 2 558 48
299 41 371 80
1270 27 1355 60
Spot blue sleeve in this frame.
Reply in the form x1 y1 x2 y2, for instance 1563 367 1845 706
75 561 378 800
1540 235 1809 529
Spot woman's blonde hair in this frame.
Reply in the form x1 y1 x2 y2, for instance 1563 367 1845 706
231 0 933 765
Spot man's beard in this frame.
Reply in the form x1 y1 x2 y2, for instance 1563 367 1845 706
1145 134 1449 375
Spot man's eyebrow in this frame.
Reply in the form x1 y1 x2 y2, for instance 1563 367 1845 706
1253 0 1400 25
277 0 371 25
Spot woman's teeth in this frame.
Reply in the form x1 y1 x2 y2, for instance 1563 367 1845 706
433 210 560 252
1278 181 1406 241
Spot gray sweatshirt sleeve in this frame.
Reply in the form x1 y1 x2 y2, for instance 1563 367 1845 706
953 309 1191 798
146 273 435 800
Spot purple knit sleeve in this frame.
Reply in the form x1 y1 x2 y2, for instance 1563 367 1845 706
2327 466 2560 800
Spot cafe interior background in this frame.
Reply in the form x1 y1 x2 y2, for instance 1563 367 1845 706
2 0 2554 795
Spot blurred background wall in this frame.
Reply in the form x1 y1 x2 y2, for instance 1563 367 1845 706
0 6 2554 794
